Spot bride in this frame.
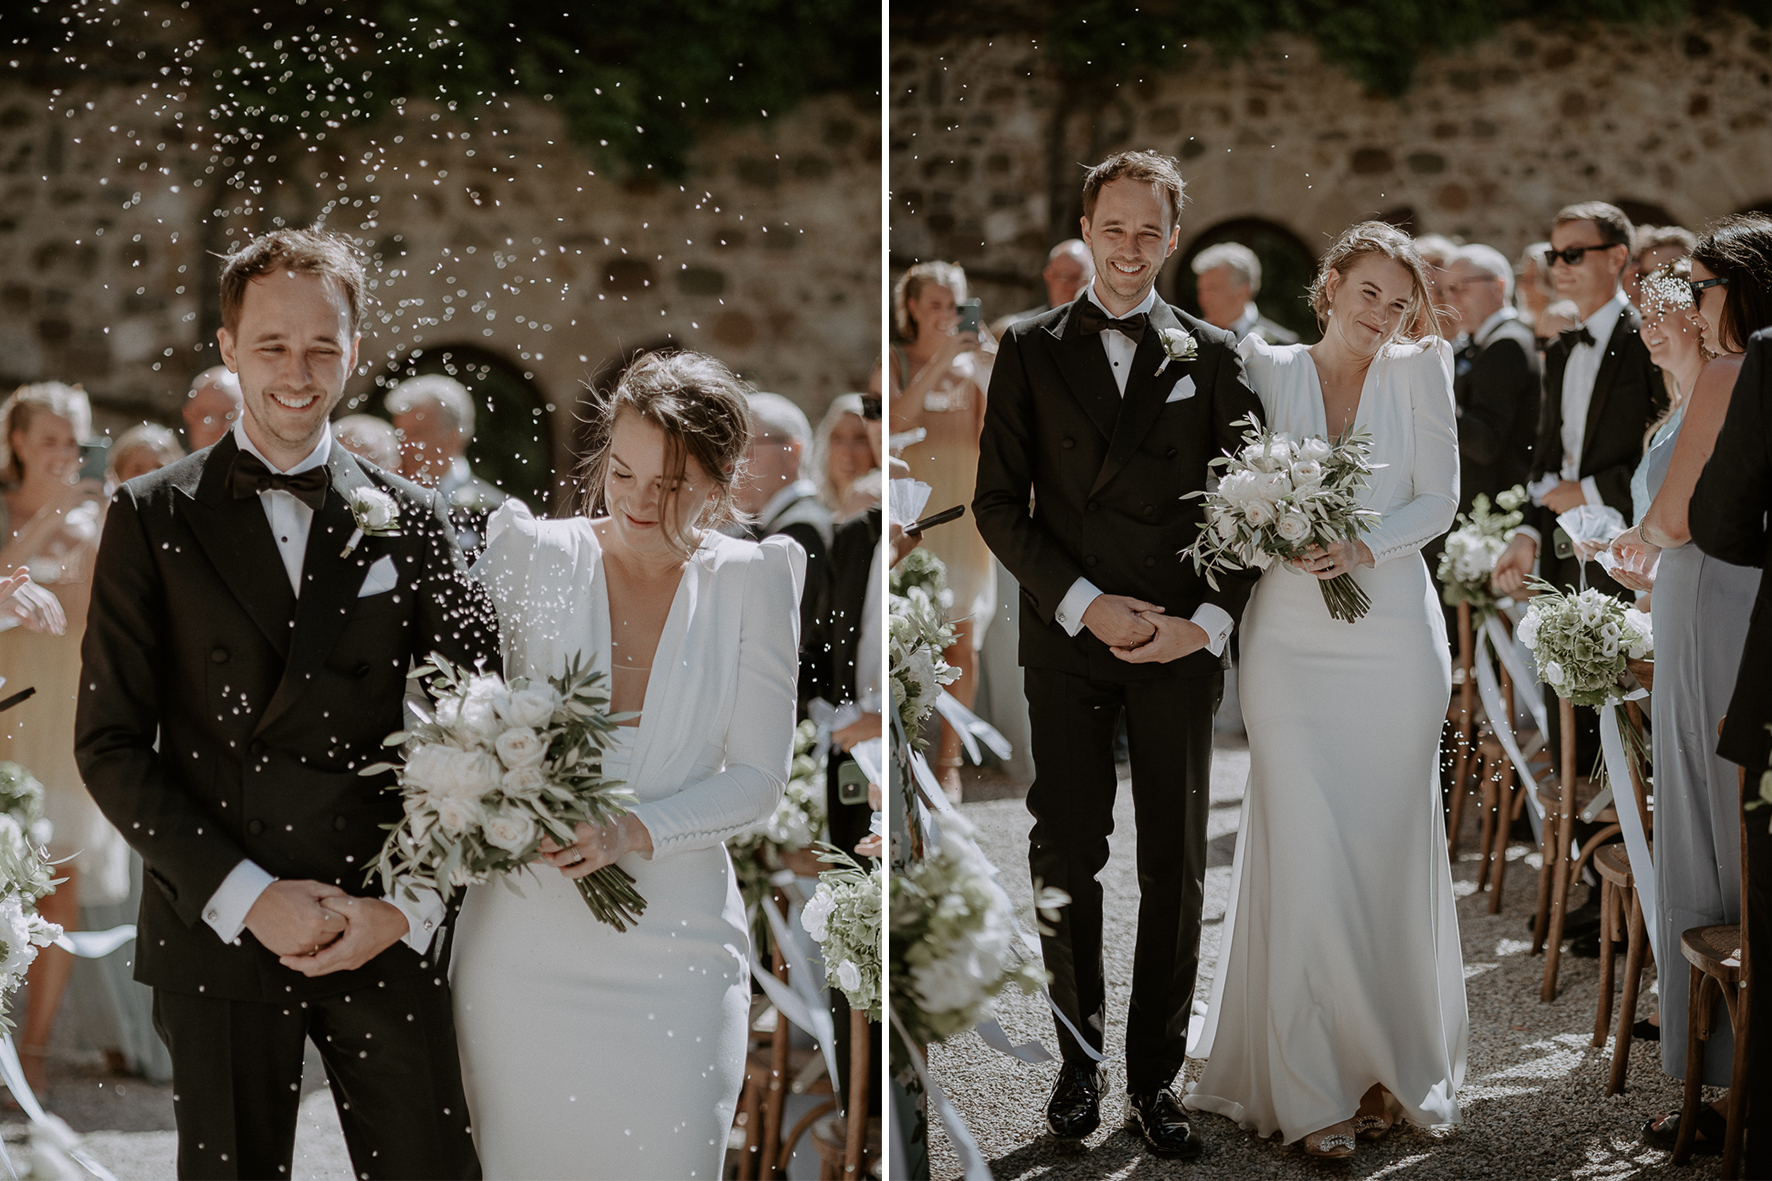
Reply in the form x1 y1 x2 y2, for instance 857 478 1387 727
1185 222 1469 1158
452 350 804 1179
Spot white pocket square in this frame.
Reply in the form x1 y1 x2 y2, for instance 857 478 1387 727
357 554 398 598
1165 375 1198 404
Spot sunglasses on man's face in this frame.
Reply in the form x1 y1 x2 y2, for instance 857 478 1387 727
1543 243 1619 267
1689 276 1730 304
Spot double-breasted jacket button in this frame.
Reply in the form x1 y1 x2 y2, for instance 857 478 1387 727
1144 556 1157 568
210 647 229 664
353 663 372 679
247 819 265 836
248 740 266 758
1085 500 1099 513
1061 437 1075 450
1085 555 1099 568
1141 505 1155 519
333 815 348 832
1165 447 1178 460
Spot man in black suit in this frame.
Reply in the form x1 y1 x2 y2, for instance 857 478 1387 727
75 229 497 1180
973 150 1263 1160
1689 327 1772 1173
1443 244 1540 514
1494 202 1665 770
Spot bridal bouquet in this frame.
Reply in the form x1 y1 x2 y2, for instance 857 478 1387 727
890 546 954 611
1516 581 1654 706
1183 417 1383 622
1437 486 1527 618
801 848 883 1021
890 583 958 747
889 811 1057 1045
729 719 826 917
365 653 648 931
0 767 61 1024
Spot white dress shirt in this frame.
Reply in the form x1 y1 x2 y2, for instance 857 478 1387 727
1052 282 1235 656
1519 290 1625 546
202 422 444 955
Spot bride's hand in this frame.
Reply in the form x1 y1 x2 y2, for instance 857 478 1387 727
1291 539 1373 580
539 815 654 879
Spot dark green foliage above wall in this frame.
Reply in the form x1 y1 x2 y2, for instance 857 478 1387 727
4 0 878 178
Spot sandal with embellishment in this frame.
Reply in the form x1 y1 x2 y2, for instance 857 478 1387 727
1351 1084 1400 1141
1303 1120 1356 1160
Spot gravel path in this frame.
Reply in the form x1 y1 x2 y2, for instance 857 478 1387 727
927 740 1727 1180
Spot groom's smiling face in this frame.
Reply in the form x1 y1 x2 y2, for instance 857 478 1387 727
1081 178 1180 315
219 270 360 468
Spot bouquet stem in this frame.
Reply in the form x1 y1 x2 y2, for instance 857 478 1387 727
1318 573 1372 622
575 863 648 931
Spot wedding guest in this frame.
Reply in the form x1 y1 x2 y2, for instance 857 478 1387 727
810 393 878 523
385 374 509 552
890 261 996 799
736 391 832 706
333 413 401 471
1624 224 1697 310
1616 215 1772 1155
992 239 1094 335
1191 242 1298 344
1442 244 1540 513
0 383 130 1095
1690 323 1772 1179
1493 202 1666 875
180 366 241 452
105 424 183 487
1517 243 1556 333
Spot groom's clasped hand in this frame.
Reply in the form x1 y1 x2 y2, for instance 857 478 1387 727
243 878 411 977
1081 594 1210 663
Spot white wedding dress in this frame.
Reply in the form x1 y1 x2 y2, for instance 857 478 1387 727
451 502 803 1179
1185 336 1469 1142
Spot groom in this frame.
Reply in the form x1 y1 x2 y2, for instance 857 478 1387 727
75 229 498 1179
974 150 1263 1159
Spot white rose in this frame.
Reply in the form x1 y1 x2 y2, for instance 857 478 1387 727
1275 512 1311 544
436 749 501 800
501 764 549 799
1244 499 1276 528
1212 509 1237 541
1516 610 1540 649
402 744 459 795
1290 459 1324 488
494 726 548 770
912 955 983 1014
498 685 560 729
1543 660 1565 687
1298 436 1333 462
481 807 537 855
1217 469 1259 510
800 886 836 942
836 959 863 993
351 487 398 529
434 794 485 835
1255 470 1293 499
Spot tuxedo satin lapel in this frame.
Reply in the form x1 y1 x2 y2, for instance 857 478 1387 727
254 449 377 736
1540 337 1572 473
180 434 296 660
1091 300 1178 498
1582 306 1640 463
1046 302 1121 443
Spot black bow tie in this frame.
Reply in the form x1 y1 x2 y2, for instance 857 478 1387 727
1075 302 1149 344
227 448 329 511
1559 325 1596 349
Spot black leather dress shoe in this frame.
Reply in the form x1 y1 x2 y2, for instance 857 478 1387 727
1125 1087 1204 1160
1046 1063 1107 1145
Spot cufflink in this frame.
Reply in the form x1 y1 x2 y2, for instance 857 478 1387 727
206 909 219 922
423 920 434 930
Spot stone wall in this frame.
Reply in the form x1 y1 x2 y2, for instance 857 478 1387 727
0 79 880 495
891 13 1772 319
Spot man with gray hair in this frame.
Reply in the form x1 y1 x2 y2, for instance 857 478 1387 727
1190 242 1297 344
1442 243 1540 516
992 239 1096 335
735 390 832 705
182 366 243 452
384 373 509 553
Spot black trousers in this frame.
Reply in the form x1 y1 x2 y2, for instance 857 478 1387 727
153 973 481 1181
1746 793 1771 1175
1024 665 1219 1094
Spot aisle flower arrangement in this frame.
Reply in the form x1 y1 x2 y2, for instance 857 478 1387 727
365 652 647 930
1516 581 1654 706
890 583 958 748
729 719 826 916
1437 486 1527 618
1183 417 1383 621
0 764 61 1023
889 811 1054 1046
801 848 883 1020
890 546 953 610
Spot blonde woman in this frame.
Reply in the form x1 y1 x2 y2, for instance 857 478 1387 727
1186 223 1467 1159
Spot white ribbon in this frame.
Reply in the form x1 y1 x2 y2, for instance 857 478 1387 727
932 692 1013 767
756 895 842 1093
1483 614 1548 736
1473 628 1546 842
889 1008 993 1181
972 1017 1052 1064
1600 697 1657 966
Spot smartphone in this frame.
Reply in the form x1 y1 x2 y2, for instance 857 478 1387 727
859 394 882 421
836 757 870 807
79 439 111 483
954 298 982 337
907 504 964 536
1552 526 1575 562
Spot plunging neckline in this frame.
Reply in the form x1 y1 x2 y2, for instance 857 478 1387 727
589 524 696 734
1302 347 1378 442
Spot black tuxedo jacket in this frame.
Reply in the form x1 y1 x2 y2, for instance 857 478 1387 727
1527 304 1666 590
746 490 831 709
74 434 499 1002
1454 315 1539 512
1692 329 1772 768
974 297 1264 681
811 508 880 708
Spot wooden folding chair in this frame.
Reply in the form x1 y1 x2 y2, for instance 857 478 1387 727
1533 695 1622 1001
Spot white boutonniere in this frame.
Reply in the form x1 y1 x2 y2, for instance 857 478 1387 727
1155 326 1199 376
341 486 402 558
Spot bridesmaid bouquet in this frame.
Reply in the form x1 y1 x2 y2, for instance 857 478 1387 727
0 767 62 1025
364 653 649 931
1515 581 1654 706
1437 485 1528 619
889 582 959 747
1183 416 1383 622
801 848 883 1021
729 719 826 920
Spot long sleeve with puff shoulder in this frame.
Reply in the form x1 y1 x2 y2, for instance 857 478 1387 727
1359 340 1461 568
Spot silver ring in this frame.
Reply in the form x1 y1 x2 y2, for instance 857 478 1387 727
568 853 587 866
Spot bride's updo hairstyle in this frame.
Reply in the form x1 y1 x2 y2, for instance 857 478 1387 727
1307 221 1444 344
575 349 751 555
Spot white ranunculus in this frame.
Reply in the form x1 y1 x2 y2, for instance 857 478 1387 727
349 486 399 530
1217 469 1260 511
800 885 836 942
433 749 501 800
402 744 460 795
499 686 559 729
1276 512 1311 544
1516 609 1540 649
481 807 537 854
494 726 547 770
1211 508 1237 541
1543 660 1565 687
912 954 984 1014
836 959 863 993
459 675 511 741
434 794 484 835
502 764 549 799
433 695 462 732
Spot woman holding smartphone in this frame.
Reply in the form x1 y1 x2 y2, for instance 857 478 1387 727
888 260 995 799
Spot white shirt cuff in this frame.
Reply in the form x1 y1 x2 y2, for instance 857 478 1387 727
1054 577 1103 637
1580 476 1603 507
385 886 445 955
1190 604 1234 657
203 859 276 943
